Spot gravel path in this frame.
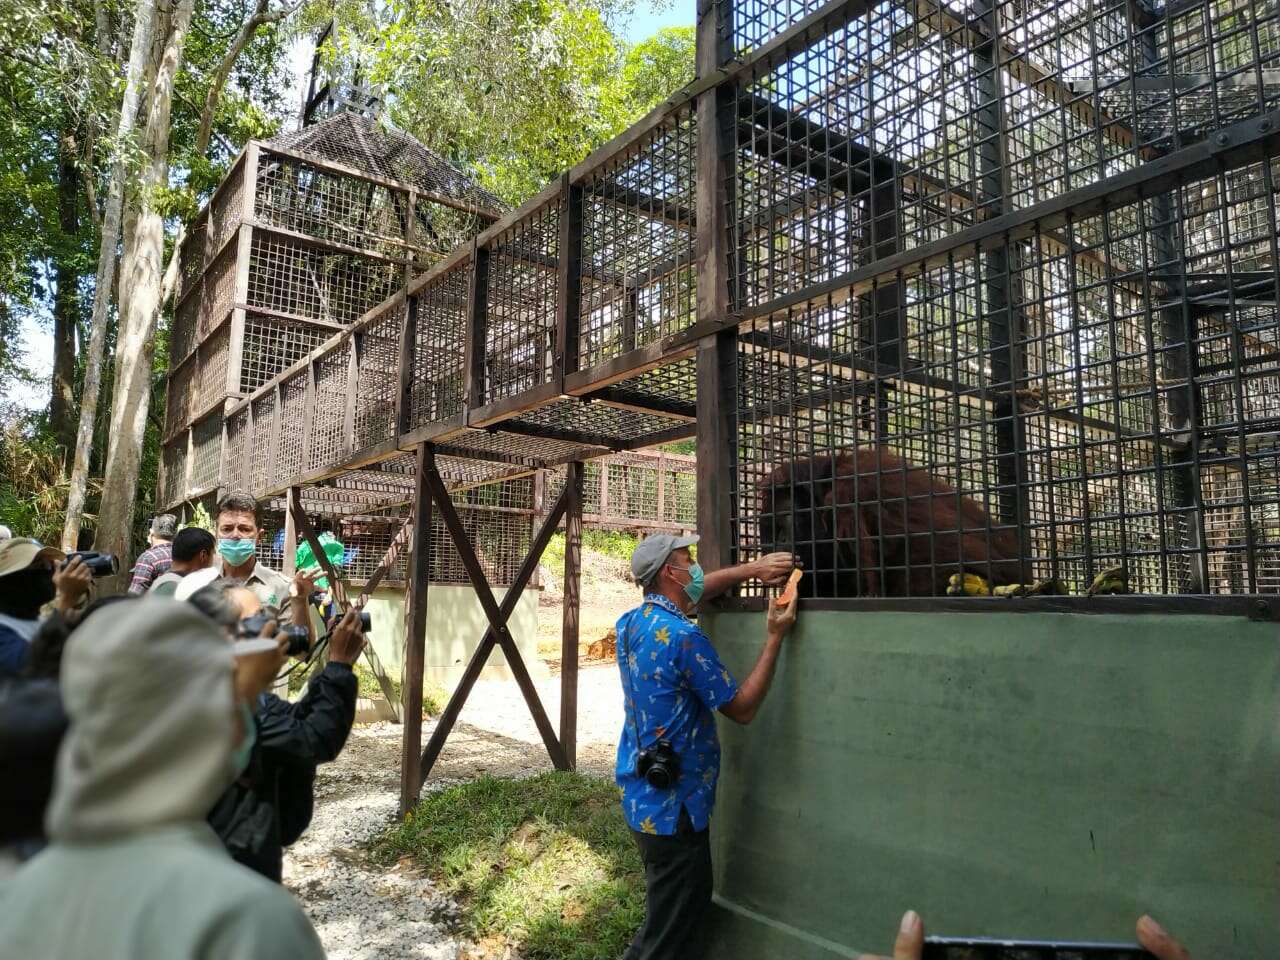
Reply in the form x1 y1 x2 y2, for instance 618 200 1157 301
284 661 623 959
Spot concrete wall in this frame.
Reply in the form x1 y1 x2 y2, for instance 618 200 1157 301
701 609 1279 960
361 584 546 690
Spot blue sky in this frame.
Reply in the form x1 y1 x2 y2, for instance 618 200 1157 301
624 1 694 41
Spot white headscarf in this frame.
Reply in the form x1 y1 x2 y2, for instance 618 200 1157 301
46 599 237 842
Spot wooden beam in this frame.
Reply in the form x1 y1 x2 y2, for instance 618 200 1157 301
288 487 402 721
560 462 584 769
421 459 568 770
400 443 431 816
694 0 736 575
554 174 583 387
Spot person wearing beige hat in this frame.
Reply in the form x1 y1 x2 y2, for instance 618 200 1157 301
0 539 93 678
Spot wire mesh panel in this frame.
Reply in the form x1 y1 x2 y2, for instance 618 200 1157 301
247 231 403 327
180 212 207 299
727 0 1280 600
200 242 240 341
192 323 231 416
161 438 189 506
410 261 470 427
189 415 223 494
249 392 276 494
309 349 349 470
482 201 560 402
256 149 413 260
171 292 200 368
240 313 332 393
166 360 196 438
267 113 505 218
578 104 697 369
207 157 246 256
277 372 308 483
354 302 404 450
224 407 250 494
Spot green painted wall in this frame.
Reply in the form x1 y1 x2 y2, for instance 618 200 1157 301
362 584 545 689
701 610 1278 960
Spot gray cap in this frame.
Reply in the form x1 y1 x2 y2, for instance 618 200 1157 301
631 533 700 587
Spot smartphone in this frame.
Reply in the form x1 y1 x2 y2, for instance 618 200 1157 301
923 936 1154 960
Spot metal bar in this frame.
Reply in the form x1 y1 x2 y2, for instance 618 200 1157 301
743 109 1280 324
400 444 431 816
560 461 584 769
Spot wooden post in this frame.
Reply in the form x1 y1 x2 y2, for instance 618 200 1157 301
283 486 298 576
694 0 737 574
530 470 545 589
554 173 583 389
463 242 489 412
397 295 419 436
560 461 584 769
344 333 360 456
400 442 432 816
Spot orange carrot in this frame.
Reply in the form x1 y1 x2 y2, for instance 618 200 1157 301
775 567 803 607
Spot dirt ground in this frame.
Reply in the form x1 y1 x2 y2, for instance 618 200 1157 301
534 549 638 663
286 664 625 959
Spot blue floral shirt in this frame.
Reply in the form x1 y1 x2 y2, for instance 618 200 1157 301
614 594 740 835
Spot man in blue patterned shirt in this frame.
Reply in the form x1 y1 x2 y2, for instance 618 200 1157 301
617 533 798 960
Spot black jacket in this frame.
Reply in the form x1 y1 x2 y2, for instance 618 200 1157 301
208 660 357 881
0 676 67 858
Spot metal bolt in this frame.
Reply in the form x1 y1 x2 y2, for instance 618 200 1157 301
1215 132 1231 146
1255 599 1270 617
1261 119 1273 132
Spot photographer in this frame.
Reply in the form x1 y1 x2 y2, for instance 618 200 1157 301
126 514 177 594
196 578 363 881
214 492 317 646
617 535 797 960
0 539 93 678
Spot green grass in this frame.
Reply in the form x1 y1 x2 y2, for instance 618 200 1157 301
289 663 445 716
372 772 644 960
543 529 641 577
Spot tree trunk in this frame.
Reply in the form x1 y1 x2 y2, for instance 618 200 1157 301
50 123 80 460
61 0 159 552
94 0 196 590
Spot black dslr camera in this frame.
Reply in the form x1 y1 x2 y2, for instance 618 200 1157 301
635 739 680 789
62 551 118 577
239 611 310 657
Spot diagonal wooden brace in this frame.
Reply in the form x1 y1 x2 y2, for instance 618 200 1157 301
418 452 573 783
357 514 414 606
288 488 402 722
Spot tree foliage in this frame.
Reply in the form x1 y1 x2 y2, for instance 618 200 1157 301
0 0 695 548
344 1 693 203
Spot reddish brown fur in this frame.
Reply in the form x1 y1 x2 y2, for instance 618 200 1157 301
759 446 1023 596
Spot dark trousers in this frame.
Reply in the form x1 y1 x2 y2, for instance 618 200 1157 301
623 808 714 960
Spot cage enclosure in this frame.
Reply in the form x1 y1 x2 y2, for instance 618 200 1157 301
694 0 1279 955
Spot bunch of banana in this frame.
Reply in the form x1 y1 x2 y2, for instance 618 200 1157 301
992 578 1068 598
946 572 991 596
1086 565 1129 596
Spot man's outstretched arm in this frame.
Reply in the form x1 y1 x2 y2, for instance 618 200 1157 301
701 552 797 602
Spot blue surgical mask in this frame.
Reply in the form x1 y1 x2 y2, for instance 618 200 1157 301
219 538 256 566
670 562 705 605
231 701 257 778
